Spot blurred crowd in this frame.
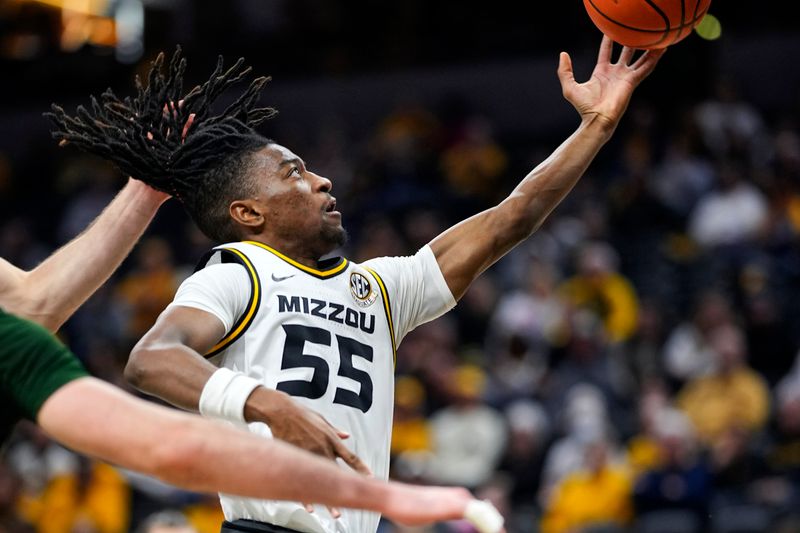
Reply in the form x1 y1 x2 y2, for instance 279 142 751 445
3 67 800 533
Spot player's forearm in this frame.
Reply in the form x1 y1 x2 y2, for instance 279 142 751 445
125 341 214 411
24 179 166 330
160 418 468 522
501 114 613 237
38 378 372 505
431 116 612 300
173 418 386 505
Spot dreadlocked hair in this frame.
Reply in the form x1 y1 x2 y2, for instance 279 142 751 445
46 47 278 242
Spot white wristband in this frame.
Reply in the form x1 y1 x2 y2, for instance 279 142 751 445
199 367 261 423
464 499 504 533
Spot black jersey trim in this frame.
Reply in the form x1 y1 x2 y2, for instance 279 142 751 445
242 240 348 279
363 267 396 367
201 248 262 358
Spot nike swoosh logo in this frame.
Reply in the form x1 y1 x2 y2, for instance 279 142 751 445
271 273 296 282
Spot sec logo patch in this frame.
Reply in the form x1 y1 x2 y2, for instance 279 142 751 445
350 272 377 308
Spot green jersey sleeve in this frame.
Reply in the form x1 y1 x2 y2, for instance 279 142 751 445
0 310 88 421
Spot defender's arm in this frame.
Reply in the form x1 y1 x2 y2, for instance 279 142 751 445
0 179 167 330
37 377 482 528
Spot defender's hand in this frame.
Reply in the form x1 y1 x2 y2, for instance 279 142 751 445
558 35 665 132
382 484 505 533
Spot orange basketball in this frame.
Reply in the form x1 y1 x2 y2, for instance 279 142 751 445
583 0 713 49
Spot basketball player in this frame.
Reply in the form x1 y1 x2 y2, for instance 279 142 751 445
0 148 500 531
51 37 664 533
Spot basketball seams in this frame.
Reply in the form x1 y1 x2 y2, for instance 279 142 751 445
585 0 709 33
641 0 671 47
669 0 687 45
584 0 711 49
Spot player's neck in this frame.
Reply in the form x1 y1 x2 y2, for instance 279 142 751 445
245 237 324 269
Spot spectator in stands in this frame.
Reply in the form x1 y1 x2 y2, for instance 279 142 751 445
426 364 507 489
114 237 181 343
546 310 634 433
0 460 32 533
498 399 551 508
662 290 733 385
440 116 508 205
633 408 711 527
651 124 715 219
694 78 770 168
540 384 623 503
541 433 633 533
486 259 566 403
136 510 196 533
677 323 770 446
560 241 640 343
764 373 800 493
31 456 130 533
626 382 670 476
390 376 433 482
688 159 768 249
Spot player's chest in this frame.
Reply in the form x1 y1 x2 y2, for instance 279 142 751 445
237 274 392 414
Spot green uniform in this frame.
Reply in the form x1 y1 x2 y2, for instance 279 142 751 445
0 310 88 445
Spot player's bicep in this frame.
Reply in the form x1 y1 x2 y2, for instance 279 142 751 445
143 305 228 355
429 205 516 301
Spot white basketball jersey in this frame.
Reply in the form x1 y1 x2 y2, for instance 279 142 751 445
175 240 455 533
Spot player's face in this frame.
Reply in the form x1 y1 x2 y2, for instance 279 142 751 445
250 144 346 256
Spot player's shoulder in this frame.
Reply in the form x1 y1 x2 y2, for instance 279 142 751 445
359 245 436 278
193 241 267 274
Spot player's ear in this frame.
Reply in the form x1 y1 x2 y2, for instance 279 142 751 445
230 199 265 229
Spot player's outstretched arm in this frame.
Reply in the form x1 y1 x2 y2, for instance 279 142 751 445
36 377 502 532
429 37 664 300
126 304 371 475
0 178 167 331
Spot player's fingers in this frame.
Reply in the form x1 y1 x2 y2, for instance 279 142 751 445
557 52 575 89
328 507 341 519
317 412 350 439
333 441 372 476
181 113 196 142
631 48 667 70
303 503 314 513
598 35 613 64
631 48 666 80
618 45 635 66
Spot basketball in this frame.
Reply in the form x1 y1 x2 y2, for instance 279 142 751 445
583 0 713 49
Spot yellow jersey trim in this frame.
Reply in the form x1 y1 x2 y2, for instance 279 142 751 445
243 241 348 279
364 266 396 367
205 248 261 357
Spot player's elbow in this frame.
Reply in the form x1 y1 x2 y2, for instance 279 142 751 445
125 342 160 391
489 204 538 251
2 275 66 332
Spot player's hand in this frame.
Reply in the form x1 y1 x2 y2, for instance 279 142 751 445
381 484 505 533
558 35 665 132
253 389 372 475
